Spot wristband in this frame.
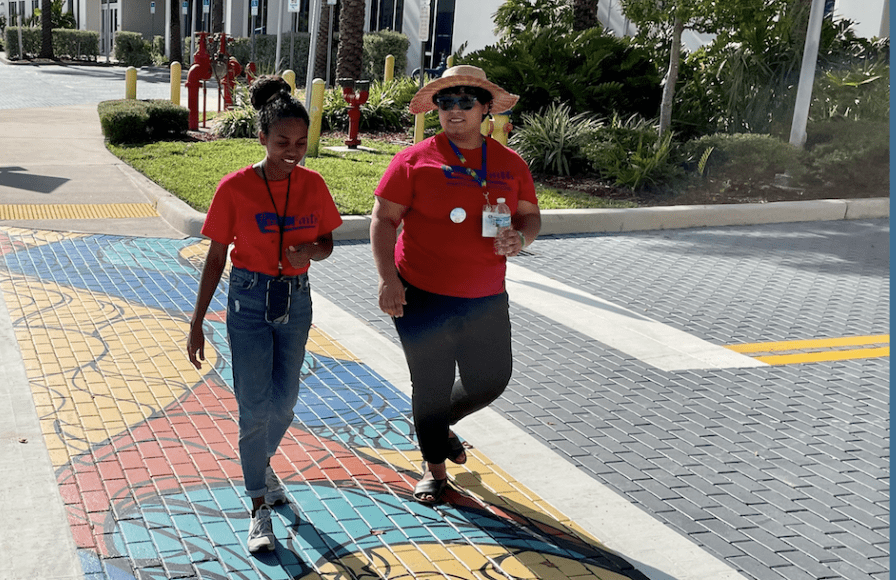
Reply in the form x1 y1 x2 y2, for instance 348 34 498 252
517 230 527 248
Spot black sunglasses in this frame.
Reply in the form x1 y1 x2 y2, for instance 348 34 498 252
436 95 479 111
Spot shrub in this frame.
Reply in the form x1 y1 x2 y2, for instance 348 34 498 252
802 118 888 193
582 115 682 190
509 102 601 176
53 29 99 60
146 100 188 138
115 31 152 67
4 26 40 58
682 133 804 184
99 100 151 144
98 99 188 144
362 30 410 82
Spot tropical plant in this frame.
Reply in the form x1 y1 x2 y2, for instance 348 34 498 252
509 102 601 176
492 0 572 39
810 60 889 122
581 114 681 190
212 84 257 138
460 26 661 122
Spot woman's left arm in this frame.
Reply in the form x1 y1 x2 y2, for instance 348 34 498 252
287 232 334 269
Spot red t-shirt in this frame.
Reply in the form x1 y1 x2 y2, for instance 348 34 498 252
202 165 343 277
375 133 538 298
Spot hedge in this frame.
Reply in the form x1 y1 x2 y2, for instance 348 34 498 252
4 27 98 60
98 99 188 144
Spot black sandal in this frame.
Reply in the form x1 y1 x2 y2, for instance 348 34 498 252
447 433 467 465
413 475 448 505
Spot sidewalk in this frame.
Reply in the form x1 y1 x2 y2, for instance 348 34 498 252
0 99 888 580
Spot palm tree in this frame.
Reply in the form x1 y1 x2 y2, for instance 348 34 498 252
39 0 54 58
335 0 364 80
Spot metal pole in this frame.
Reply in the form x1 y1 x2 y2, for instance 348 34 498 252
289 12 295 71
190 0 198 65
17 2 24 59
303 0 320 109
788 0 824 148
326 3 334 87
275 0 284 73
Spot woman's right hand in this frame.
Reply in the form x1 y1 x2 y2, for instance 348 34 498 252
187 321 206 370
378 279 406 318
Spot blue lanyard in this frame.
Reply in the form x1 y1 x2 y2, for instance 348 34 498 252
446 138 489 199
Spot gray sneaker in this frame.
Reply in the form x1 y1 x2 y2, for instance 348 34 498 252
247 504 275 553
264 465 288 505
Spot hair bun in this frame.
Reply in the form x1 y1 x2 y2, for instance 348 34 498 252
249 76 292 110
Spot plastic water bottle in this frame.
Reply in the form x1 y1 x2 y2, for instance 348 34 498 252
494 197 512 255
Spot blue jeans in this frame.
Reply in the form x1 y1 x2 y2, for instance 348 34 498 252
226 266 312 499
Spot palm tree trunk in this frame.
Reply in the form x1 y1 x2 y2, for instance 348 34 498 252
335 0 364 80
212 0 223 33
313 3 331 81
170 0 183 63
571 0 598 31
659 14 683 139
39 0 54 58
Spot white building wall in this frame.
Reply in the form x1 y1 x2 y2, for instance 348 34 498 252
834 0 888 38
451 0 501 55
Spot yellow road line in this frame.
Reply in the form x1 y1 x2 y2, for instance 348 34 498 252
756 347 890 365
727 335 889 353
0 204 158 220
726 335 889 365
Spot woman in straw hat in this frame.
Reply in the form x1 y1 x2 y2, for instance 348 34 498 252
370 65 541 504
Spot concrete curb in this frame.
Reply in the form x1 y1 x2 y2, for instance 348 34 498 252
124 161 889 239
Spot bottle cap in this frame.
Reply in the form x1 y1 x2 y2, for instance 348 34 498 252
497 198 506 203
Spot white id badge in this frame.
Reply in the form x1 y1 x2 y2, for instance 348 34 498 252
482 207 499 237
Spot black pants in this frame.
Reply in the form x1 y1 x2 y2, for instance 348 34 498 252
393 280 513 464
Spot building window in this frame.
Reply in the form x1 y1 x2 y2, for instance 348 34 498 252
369 0 403 33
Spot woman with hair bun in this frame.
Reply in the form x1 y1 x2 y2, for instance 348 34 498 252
186 75 342 553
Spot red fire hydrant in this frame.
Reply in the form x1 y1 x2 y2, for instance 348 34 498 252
211 33 242 110
186 32 212 131
338 78 369 148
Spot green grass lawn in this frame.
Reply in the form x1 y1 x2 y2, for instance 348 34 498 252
108 137 636 215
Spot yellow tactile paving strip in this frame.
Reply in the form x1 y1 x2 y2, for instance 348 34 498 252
726 335 890 365
0 203 158 220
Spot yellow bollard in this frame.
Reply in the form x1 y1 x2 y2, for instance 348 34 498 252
491 114 511 146
283 70 296 95
446 55 455 67
125 67 137 100
414 113 426 144
170 61 182 105
384 55 394 83
306 79 326 158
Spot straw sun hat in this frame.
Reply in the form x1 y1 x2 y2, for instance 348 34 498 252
408 65 519 115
